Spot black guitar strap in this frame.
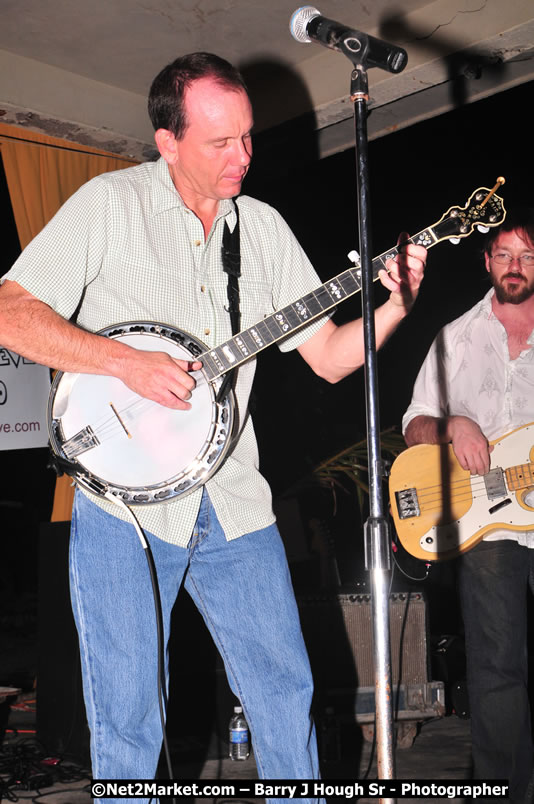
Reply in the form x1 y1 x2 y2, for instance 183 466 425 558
217 202 241 403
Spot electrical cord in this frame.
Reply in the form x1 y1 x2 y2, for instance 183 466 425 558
0 737 90 802
142 538 174 779
391 537 431 583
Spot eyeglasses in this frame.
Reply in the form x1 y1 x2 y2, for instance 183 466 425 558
490 252 534 267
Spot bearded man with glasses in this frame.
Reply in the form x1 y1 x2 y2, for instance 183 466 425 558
401 208 534 803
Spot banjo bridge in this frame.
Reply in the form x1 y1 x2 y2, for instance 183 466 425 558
62 425 100 459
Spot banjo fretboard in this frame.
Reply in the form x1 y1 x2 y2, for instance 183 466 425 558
201 181 505 383
200 229 436 383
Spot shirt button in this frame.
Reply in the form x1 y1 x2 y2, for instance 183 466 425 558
194 240 201 246
200 285 205 293
204 328 210 335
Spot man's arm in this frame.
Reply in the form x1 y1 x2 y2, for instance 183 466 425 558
297 237 426 382
404 414 493 476
0 280 200 410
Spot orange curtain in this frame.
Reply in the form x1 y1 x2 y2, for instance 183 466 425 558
0 122 139 520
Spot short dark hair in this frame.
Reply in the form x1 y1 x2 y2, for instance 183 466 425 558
148 52 248 139
485 207 534 256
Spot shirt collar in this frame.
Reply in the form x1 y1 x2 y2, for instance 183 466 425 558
482 288 496 319
151 157 236 224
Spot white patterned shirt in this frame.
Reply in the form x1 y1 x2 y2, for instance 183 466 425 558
5 157 330 546
403 288 534 546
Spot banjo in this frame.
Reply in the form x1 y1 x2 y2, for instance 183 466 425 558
48 182 506 506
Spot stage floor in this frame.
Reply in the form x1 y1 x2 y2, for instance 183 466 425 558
0 580 473 803
1 696 472 804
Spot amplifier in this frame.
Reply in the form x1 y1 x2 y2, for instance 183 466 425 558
297 590 430 689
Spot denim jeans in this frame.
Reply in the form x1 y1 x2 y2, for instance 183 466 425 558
458 539 534 804
70 489 321 802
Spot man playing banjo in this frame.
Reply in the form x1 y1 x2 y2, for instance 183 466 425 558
0 53 426 796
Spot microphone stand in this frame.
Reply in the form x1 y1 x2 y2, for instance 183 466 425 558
346 51 398 802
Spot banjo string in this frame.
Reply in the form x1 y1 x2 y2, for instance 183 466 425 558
75 371 211 444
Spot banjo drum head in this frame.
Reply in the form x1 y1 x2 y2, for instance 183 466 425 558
49 324 233 502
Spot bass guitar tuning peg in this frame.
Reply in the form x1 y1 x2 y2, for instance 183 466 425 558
347 249 360 264
449 237 461 245
477 225 490 234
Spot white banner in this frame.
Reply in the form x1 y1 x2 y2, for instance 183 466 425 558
0 348 51 450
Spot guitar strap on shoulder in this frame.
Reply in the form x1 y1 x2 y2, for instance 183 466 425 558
217 201 241 403
222 201 241 333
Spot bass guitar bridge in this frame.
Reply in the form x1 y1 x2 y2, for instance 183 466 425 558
395 488 420 520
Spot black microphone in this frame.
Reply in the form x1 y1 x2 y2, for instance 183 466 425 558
289 5 407 74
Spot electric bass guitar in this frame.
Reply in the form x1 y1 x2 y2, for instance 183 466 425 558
389 422 534 562
48 181 506 506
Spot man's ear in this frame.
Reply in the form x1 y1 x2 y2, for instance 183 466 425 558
154 129 179 164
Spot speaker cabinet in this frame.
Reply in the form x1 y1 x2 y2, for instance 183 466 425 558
297 590 430 690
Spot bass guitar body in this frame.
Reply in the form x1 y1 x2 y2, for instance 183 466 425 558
389 423 534 561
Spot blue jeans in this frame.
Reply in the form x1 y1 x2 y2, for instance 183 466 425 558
458 539 534 804
70 489 321 802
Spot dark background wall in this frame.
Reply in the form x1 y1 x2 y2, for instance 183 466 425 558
246 79 532 595
249 79 532 499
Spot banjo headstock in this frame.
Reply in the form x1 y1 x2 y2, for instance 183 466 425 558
431 178 506 244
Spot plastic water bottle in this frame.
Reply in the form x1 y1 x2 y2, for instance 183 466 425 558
229 705 250 760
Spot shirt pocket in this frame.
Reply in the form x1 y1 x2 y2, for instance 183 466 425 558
236 279 274 331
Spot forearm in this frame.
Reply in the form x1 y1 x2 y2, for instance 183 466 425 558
404 413 482 447
298 238 426 382
405 413 492 475
302 298 409 383
404 415 451 447
0 280 200 409
0 282 131 375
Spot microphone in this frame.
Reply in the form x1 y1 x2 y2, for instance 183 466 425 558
289 6 407 74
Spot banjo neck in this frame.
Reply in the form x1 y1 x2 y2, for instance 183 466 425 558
201 237 417 383
201 180 505 383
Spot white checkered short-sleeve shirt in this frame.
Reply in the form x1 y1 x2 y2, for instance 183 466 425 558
6 157 331 546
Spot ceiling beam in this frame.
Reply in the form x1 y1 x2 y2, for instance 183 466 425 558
0 0 533 161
